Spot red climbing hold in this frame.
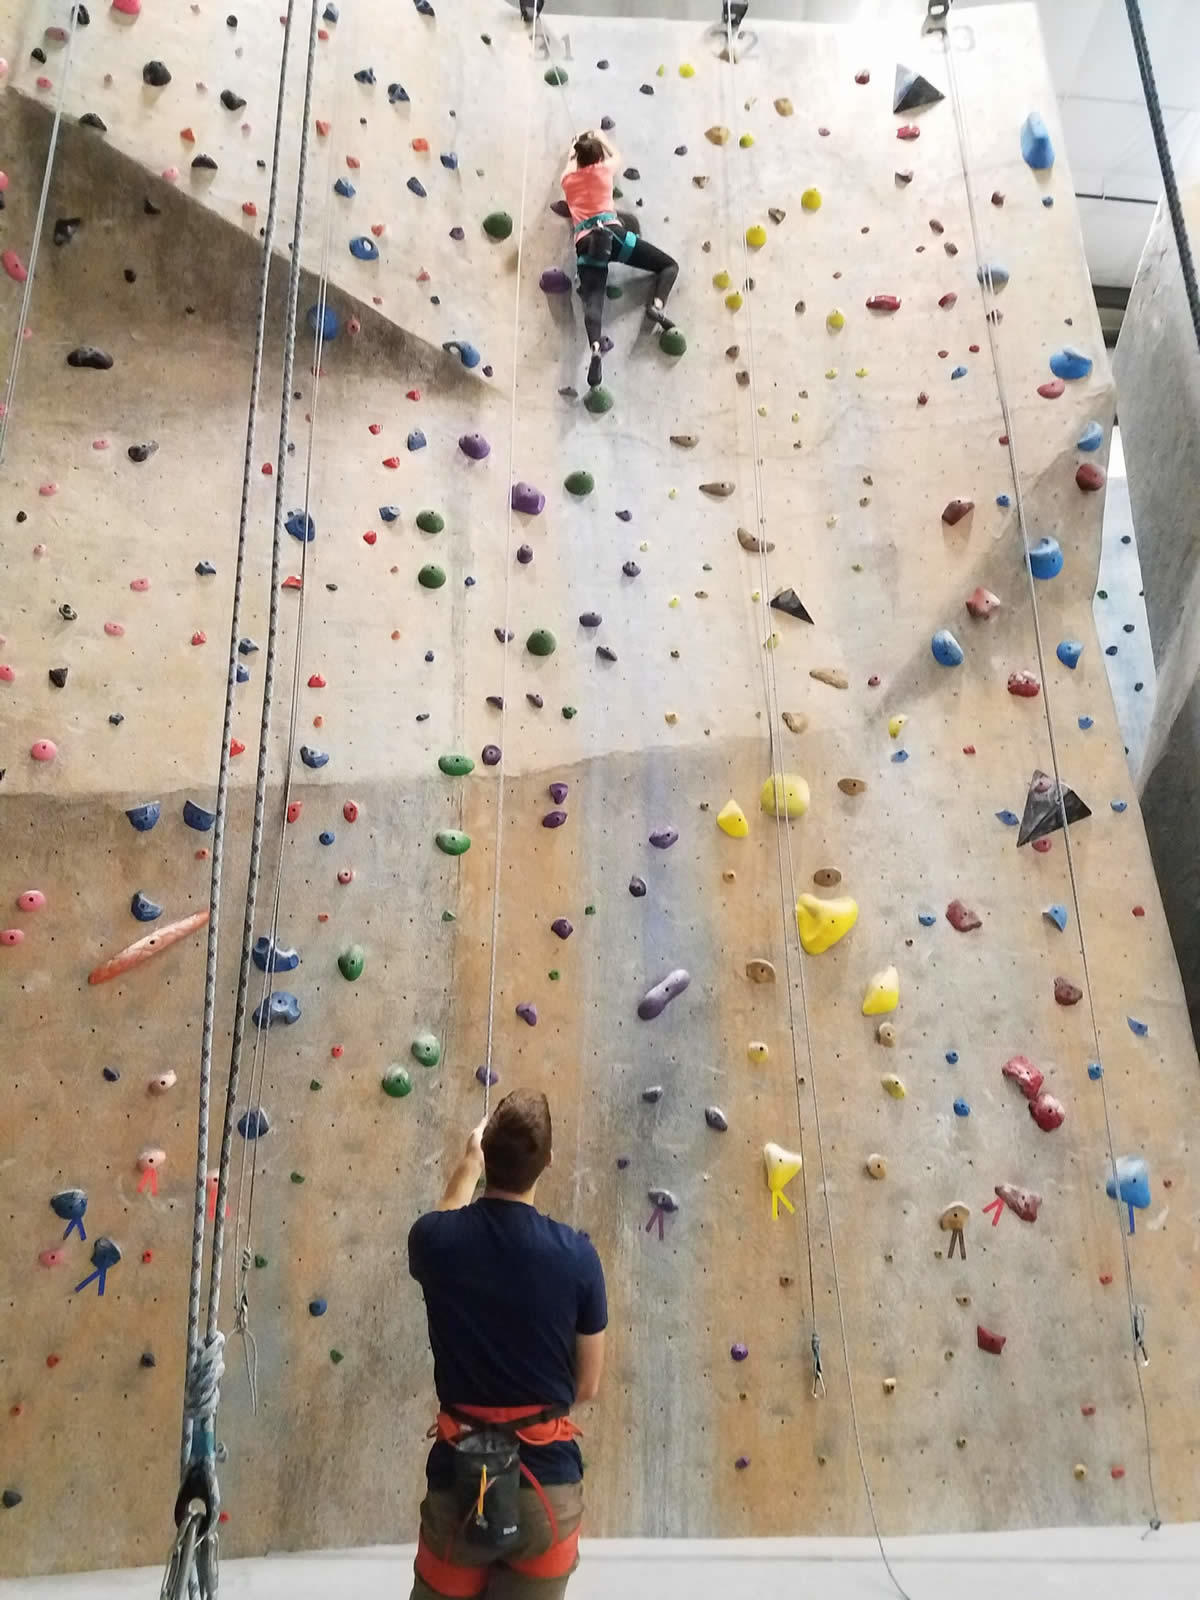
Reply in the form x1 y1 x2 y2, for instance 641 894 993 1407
229 739 246 756
337 869 354 885
1037 378 1065 399
1007 670 1040 697
412 137 430 152
1132 905 1145 917
1053 977 1082 1006
331 1044 344 1057
966 587 1001 619
1030 1091 1065 1131
308 673 326 688
855 69 870 84
287 801 303 823
112 0 142 13
191 631 206 646
371 224 386 237
865 294 901 312
962 744 975 755
867 674 880 687
1111 1467 1125 1480
142 1250 153 1264
917 392 928 406
406 388 422 401
282 576 303 590
347 156 360 169
180 128 196 143
938 292 957 309
363 530 377 545
242 201 257 216
1002 1055 1043 1100
897 125 920 140
316 119 331 136
976 1325 1006 1356
1081 1404 1096 1416
995 1183 1041 1222
368 423 382 434
343 801 359 822
946 899 982 932
382 456 400 469
1031 838 1052 854
46 1354 61 1368
942 499 973 527
1076 463 1106 493
3 249 28 282
1098 1273 1112 1285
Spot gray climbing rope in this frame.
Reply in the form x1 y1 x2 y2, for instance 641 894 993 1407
1123 0 1200 352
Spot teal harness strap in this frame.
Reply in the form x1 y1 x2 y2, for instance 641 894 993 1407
572 210 619 235
615 229 637 265
577 228 638 270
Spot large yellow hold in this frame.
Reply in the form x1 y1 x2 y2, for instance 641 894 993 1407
801 187 822 212
745 223 767 248
764 1141 803 1219
862 965 900 1015
795 893 858 954
716 799 749 838
712 269 731 290
760 773 809 818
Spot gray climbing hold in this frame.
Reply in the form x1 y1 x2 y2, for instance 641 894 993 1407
638 969 690 1020
629 876 647 897
642 1085 663 1103
705 1106 729 1132
142 60 171 86
220 89 246 111
67 346 113 370
407 430 426 451
407 177 426 197
191 154 218 171
579 611 601 628
649 827 678 849
770 588 813 623
127 441 158 463
976 263 1010 289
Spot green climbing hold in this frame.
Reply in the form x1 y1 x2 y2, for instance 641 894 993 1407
418 564 446 589
562 705 577 720
310 1078 322 1091
612 186 623 201
527 628 557 657
659 328 687 357
382 1065 413 1098
290 1172 305 1184
564 470 594 496
329 1349 344 1364
544 65 568 85
584 387 614 414
549 969 560 980
441 910 456 922
482 211 513 240
254 1254 268 1269
338 944 365 981
606 284 623 300
438 753 475 776
585 904 597 915
436 829 472 855
417 509 445 534
411 1032 441 1068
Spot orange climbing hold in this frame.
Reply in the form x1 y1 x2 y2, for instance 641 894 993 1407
87 910 210 986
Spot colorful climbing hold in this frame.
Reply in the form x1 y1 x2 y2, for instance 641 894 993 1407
638 968 690 1020
763 1142 802 1219
795 894 858 954
862 966 900 1015
435 830 471 856
716 799 749 838
1020 112 1055 170
931 629 964 667
759 774 809 819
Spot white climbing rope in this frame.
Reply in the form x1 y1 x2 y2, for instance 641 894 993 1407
724 12 915 1598
479 10 540 1119
939 22 1162 1531
0 4 81 467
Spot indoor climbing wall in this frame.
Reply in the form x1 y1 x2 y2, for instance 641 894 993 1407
2 0 1198 1580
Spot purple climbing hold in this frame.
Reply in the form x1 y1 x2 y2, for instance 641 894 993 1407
407 177 427 198
616 509 632 522
476 1064 499 1086
511 482 545 515
649 827 678 849
543 810 567 828
516 1003 538 1026
579 611 602 628
596 645 617 662
731 1343 749 1362
459 432 490 460
482 744 501 766
487 696 504 709
550 199 571 219
551 918 573 940
638 967 690 1019
540 268 572 294
517 544 533 564
629 875 647 897
449 226 465 240
549 782 568 804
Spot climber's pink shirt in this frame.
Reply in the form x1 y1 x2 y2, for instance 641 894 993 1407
562 163 614 227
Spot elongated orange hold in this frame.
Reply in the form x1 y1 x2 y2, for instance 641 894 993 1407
88 910 209 986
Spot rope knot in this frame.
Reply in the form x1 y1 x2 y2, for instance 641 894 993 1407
184 1332 226 1426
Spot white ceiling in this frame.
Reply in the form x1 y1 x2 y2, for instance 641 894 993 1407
531 0 1200 288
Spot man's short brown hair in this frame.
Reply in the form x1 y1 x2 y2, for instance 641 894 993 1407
483 1090 552 1192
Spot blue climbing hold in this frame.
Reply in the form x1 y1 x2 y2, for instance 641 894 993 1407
891 750 909 764
440 152 458 170
306 304 339 340
1042 195 1054 208
319 830 335 846
286 512 315 542
1077 421 1103 452
918 912 936 926
126 801 161 831
976 263 1010 289
1106 1156 1150 1211
236 664 250 684
238 1108 271 1139
1020 112 1055 170
1028 536 1063 579
322 2 338 20
388 82 409 103
379 505 400 522
130 892 162 922
931 628 964 666
407 430 426 451
951 365 967 380
1078 715 1094 730
407 176 427 198
51 1188 88 1224
945 1050 959 1065
238 638 259 655
300 746 329 769
349 235 379 261
1057 639 1083 669
443 339 481 368
253 992 301 1029
334 177 356 198
953 1098 970 1118
183 800 216 831
1049 347 1093 381
1043 903 1068 931
995 810 1019 827
996 493 1011 508
1088 1061 1103 1081
309 1298 328 1317
1127 1016 1149 1037
354 67 376 84
252 936 300 973
1111 800 1128 813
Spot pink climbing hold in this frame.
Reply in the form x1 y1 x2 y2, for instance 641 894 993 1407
112 0 142 14
1 928 25 946
30 739 57 762
1076 463 1106 493
17 890 46 911
191 631 206 646
130 577 150 592
965 587 1001 619
865 294 901 312
162 168 180 183
897 125 920 140
946 899 981 932
94 439 110 450
1007 670 1040 697
104 621 125 637
1002 1055 1043 1100
976 1325 1006 1355
1029 1091 1065 1131
39 483 58 497
0 664 14 682
0 172 7 192
1037 378 1065 399
1 249 25 283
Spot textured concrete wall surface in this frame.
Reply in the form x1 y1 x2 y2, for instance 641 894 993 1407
1 0 1197 1580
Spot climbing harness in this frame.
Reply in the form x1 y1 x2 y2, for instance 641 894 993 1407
575 221 638 270
939 9 1163 1535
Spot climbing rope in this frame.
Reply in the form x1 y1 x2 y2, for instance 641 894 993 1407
723 11 914 1597
479 10 540 1119
0 6 81 467
940 20 1162 1531
1123 0 1200 352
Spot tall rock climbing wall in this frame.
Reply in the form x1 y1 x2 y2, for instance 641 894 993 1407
2 0 1198 1578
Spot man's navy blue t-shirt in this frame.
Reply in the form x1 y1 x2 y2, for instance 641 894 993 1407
408 1198 607 1487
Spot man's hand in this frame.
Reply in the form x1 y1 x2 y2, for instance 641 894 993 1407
465 1118 487 1163
437 1117 488 1211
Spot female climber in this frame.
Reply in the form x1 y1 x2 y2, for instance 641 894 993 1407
561 131 678 388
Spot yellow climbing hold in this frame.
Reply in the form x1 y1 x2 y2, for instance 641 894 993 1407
745 224 767 248
825 368 838 379
856 367 869 378
725 291 744 311
764 1142 802 1218
679 63 695 78
739 132 755 149
881 1074 907 1099
664 711 678 724
717 799 749 838
760 773 810 818
764 631 780 650
747 1041 769 1064
801 187 822 211
757 404 767 417
668 595 680 608
888 714 907 738
863 965 900 1015
826 308 845 331
713 269 731 290
795 893 858 954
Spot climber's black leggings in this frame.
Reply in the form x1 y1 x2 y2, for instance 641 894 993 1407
576 223 679 348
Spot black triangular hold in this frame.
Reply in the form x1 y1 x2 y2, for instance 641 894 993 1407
770 587 813 624
1017 769 1092 847
893 63 944 114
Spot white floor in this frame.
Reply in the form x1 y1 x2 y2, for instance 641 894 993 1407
3 1524 1195 1600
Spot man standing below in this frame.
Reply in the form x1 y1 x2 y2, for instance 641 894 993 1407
408 1090 607 1599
